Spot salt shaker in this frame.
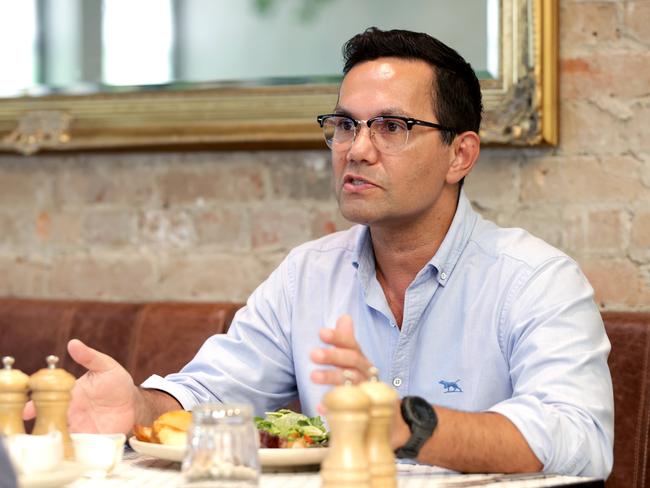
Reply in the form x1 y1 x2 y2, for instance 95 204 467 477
359 367 398 488
182 403 260 487
321 370 371 488
0 356 29 435
29 355 76 460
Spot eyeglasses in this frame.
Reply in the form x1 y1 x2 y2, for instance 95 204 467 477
316 114 455 153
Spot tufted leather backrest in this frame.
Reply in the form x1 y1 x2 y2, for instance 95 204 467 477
0 298 242 384
602 312 650 488
0 299 648 486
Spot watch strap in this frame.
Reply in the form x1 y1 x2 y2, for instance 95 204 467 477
394 396 437 459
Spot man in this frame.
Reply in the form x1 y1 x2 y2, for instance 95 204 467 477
25 28 613 478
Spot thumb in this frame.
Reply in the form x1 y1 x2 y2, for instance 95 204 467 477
334 314 358 348
335 314 355 333
316 403 328 417
22 400 36 421
67 338 117 374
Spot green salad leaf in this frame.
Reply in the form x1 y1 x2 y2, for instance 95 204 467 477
254 409 329 446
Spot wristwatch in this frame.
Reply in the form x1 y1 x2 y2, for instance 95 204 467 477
394 396 438 459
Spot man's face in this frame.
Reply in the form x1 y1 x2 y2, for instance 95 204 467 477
332 57 455 229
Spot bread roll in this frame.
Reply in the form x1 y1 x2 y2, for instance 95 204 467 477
134 410 192 445
151 410 192 445
153 410 192 432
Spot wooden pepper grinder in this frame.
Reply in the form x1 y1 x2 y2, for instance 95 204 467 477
0 356 29 435
321 370 371 488
359 367 398 488
29 355 75 460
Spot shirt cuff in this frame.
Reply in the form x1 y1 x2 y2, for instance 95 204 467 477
487 398 588 476
140 374 201 411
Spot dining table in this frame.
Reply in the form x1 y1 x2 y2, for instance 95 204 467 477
57 449 605 488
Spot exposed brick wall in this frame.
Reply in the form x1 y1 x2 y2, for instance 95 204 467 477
0 0 648 310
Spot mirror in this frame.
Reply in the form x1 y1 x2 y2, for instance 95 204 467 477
0 0 557 155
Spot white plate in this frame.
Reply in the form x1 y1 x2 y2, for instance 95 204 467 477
129 437 328 467
259 447 328 467
17 461 84 488
129 437 184 462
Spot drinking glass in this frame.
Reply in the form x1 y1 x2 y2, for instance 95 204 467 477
182 403 260 487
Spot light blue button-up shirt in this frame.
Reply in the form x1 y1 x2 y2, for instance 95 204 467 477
143 191 613 478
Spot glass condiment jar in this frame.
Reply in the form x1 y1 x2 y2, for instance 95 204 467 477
182 403 260 487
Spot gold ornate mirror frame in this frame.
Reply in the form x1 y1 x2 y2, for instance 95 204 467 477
0 0 557 155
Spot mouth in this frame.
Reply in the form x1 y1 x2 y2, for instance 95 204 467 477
343 174 375 186
341 174 379 194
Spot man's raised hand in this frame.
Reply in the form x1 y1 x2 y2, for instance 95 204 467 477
24 339 138 434
310 314 374 385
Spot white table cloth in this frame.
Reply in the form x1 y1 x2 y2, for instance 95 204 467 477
64 451 601 488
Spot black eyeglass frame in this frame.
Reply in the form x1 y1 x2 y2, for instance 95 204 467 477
316 113 457 134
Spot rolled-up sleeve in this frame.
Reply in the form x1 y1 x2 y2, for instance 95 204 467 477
141 255 298 416
487 257 614 478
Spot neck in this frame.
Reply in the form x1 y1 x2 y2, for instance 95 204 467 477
370 186 460 326
371 186 459 278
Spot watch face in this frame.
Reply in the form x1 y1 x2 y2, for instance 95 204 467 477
404 396 437 428
396 396 437 459
411 397 433 419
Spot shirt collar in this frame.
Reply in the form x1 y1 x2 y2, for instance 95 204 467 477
351 189 478 287
428 189 478 286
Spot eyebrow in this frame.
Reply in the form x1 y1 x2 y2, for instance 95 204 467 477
332 106 351 117
333 105 412 119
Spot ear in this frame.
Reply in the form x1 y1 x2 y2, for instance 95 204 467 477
445 131 480 185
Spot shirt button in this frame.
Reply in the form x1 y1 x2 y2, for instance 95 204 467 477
440 272 447 280
392 377 402 387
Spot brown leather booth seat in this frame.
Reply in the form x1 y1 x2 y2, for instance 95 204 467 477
0 298 648 487
0 298 242 384
603 312 649 488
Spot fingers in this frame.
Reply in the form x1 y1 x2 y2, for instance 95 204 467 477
311 367 368 385
310 344 371 372
67 338 118 373
319 315 360 349
311 314 374 386
22 400 36 421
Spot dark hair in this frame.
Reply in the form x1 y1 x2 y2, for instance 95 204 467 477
342 27 482 145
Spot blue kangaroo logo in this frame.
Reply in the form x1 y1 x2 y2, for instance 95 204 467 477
439 379 463 393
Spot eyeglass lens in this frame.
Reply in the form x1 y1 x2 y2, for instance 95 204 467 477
322 116 409 153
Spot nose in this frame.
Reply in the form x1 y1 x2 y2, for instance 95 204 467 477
346 123 378 164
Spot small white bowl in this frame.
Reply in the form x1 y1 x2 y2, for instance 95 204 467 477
71 433 126 478
3 432 63 475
